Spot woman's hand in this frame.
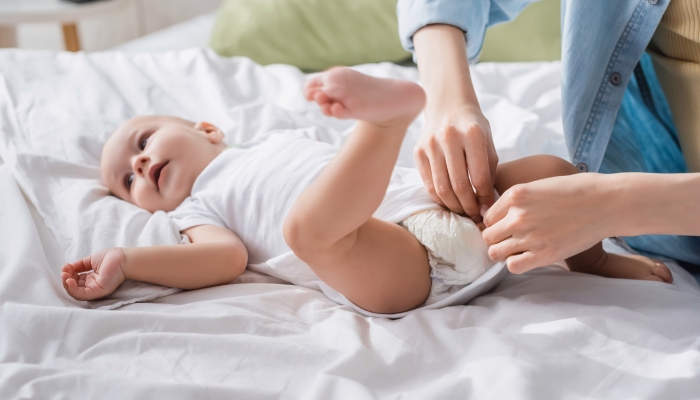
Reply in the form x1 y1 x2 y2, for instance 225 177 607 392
415 104 498 218
61 247 127 301
413 24 498 220
481 173 614 273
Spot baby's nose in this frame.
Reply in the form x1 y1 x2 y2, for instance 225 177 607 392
134 156 149 175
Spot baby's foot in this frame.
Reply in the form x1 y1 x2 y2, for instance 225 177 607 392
304 67 426 127
583 252 673 283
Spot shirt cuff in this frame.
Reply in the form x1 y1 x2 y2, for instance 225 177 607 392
397 0 490 64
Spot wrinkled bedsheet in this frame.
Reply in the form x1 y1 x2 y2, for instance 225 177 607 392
1 49 699 399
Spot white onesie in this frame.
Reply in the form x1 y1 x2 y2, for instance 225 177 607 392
168 130 503 317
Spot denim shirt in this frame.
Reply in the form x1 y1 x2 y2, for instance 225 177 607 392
398 0 700 266
398 0 669 173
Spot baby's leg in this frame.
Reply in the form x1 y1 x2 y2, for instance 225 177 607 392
284 67 431 314
494 156 672 283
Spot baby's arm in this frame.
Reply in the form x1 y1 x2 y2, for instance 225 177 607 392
61 224 248 301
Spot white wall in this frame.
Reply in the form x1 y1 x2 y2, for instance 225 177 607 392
15 0 221 51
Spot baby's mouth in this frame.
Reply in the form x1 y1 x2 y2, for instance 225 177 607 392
150 161 168 191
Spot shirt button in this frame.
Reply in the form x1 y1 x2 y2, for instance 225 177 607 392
610 72 622 85
576 163 588 172
648 0 658 4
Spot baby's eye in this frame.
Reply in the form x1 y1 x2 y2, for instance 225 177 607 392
125 173 134 189
140 135 149 150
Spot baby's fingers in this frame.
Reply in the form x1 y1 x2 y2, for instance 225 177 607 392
65 277 80 296
64 279 96 301
63 273 88 299
61 264 76 277
61 271 71 292
64 257 93 275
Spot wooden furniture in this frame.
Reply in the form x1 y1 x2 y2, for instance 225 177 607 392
0 0 129 52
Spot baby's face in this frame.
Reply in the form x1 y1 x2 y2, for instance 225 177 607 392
101 116 225 212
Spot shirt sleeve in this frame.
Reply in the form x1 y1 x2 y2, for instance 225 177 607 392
397 0 535 64
167 196 226 233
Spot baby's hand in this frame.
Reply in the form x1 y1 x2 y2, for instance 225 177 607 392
61 248 127 301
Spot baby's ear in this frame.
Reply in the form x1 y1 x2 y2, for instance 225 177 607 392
194 122 225 144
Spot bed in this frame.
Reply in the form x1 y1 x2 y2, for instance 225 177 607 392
1 13 699 399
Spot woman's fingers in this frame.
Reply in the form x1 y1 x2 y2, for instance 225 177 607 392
414 148 446 208
506 251 539 274
443 138 479 217
481 214 513 246
427 147 465 214
482 189 512 228
462 126 496 212
489 240 540 274
487 237 528 263
412 98 499 219
483 174 615 275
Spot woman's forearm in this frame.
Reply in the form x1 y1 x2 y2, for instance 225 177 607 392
411 24 499 217
123 242 247 290
413 24 480 112
607 173 700 237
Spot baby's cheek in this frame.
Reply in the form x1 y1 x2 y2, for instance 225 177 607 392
132 186 158 213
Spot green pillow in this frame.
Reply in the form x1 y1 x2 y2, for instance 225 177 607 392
209 0 411 72
481 0 561 62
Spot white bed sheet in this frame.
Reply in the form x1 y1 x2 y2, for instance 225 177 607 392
0 48 699 400
2 160 700 398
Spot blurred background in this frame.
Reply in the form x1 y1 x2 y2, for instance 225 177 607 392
0 0 560 64
1 0 220 50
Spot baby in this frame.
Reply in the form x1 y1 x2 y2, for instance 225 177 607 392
61 67 672 314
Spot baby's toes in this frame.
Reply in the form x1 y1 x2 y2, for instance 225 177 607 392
303 86 320 102
313 91 331 106
330 102 349 118
652 262 673 283
319 102 333 117
303 76 324 100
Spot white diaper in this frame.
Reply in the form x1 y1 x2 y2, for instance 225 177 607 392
401 209 495 305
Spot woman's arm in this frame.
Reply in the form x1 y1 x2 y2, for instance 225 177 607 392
482 172 700 273
412 25 499 220
608 173 700 236
61 224 248 300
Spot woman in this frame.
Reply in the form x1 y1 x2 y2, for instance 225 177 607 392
397 0 700 278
